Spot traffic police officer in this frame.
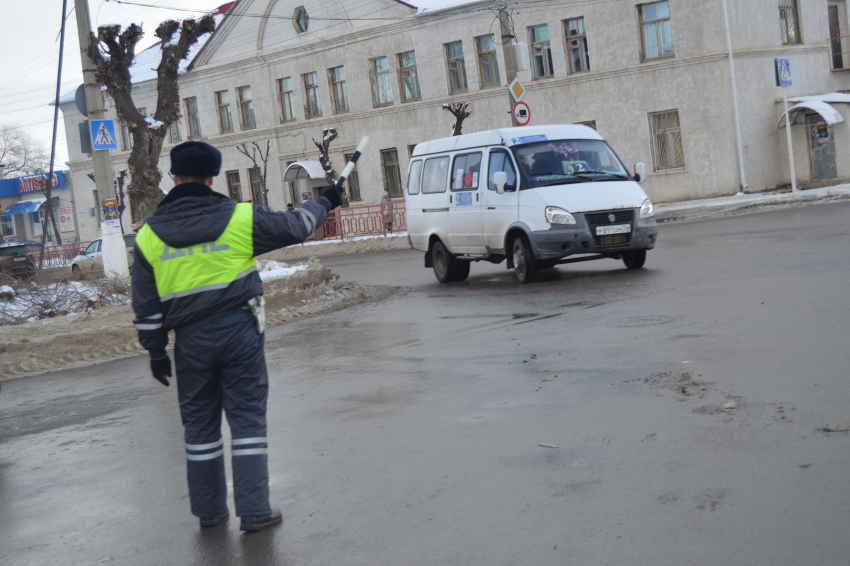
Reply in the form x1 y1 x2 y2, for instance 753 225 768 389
131 141 341 531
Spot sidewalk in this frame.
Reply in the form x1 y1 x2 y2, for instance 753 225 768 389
271 183 850 260
655 182 850 223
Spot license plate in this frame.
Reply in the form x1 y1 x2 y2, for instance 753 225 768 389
596 224 631 236
13 257 26 262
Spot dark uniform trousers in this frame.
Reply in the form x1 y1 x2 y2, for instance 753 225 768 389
174 308 272 518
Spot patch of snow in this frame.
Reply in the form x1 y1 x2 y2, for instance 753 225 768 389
258 260 308 281
414 0 479 15
299 232 409 246
0 285 14 294
145 116 165 129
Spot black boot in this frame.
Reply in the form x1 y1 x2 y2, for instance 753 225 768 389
240 509 282 532
199 510 229 528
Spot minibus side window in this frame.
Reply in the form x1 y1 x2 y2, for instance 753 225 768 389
421 156 450 194
407 160 423 195
451 152 482 191
487 149 517 191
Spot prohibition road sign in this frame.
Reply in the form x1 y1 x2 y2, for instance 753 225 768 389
513 101 531 126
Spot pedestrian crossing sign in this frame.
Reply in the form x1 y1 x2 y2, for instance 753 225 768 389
90 120 118 150
775 58 792 87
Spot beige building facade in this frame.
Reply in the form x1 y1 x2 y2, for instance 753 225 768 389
59 0 850 241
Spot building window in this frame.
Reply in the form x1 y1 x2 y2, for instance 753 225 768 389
330 66 349 113
380 148 403 197
530 25 554 78
649 110 685 171
294 6 309 33
216 90 233 133
566 17 590 73
303 72 322 117
446 41 468 93
169 121 182 143
278 77 295 122
408 144 418 157
248 167 266 205
343 153 362 201
120 119 132 151
372 57 393 107
226 170 242 201
779 0 801 44
1 215 14 237
238 86 256 129
640 1 674 60
477 35 500 88
399 51 421 102
186 97 201 139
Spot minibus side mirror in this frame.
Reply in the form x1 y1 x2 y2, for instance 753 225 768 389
634 162 646 185
494 172 507 194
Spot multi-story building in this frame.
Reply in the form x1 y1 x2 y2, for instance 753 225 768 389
59 0 850 241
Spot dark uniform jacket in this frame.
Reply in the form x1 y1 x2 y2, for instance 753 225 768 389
131 182 329 359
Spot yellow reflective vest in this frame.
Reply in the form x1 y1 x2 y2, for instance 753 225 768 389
135 203 256 302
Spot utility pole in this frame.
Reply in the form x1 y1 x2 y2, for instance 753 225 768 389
73 0 129 277
497 1 519 127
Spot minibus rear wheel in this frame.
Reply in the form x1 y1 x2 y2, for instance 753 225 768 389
432 241 459 283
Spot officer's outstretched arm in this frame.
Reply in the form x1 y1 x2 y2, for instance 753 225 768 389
131 244 169 359
252 190 341 256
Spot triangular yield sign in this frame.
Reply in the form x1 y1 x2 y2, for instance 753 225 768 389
95 122 115 145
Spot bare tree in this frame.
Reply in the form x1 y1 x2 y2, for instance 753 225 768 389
236 141 271 205
0 124 49 177
86 17 215 224
442 102 471 136
311 128 349 207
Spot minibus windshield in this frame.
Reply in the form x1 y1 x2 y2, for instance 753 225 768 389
512 139 629 188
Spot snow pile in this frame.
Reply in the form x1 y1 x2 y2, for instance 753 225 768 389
265 232 411 261
145 116 165 129
257 259 307 281
0 258 384 381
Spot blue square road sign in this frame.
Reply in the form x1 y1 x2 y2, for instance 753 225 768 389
775 58 792 87
90 120 118 150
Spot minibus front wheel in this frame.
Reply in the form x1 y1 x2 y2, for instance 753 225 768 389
512 236 538 284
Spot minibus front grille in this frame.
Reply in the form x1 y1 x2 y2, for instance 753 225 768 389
584 209 635 248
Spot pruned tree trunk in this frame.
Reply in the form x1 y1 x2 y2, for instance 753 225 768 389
87 17 215 224
116 169 128 234
312 128 338 185
443 102 471 136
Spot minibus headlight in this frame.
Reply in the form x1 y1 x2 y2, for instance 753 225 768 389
545 206 576 225
640 198 654 219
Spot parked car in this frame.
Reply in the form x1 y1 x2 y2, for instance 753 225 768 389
0 243 37 279
70 234 136 275
406 125 659 284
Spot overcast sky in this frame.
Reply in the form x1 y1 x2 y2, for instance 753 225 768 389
0 0 222 172
1 0 471 174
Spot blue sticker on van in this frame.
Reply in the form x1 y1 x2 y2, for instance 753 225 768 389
511 135 547 145
455 192 473 206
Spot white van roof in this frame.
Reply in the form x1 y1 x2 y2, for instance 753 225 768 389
411 124 604 158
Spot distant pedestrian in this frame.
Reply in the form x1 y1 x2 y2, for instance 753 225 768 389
381 190 394 232
285 203 294 212
131 141 342 532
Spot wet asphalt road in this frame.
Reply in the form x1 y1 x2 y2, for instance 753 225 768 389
2 202 849 566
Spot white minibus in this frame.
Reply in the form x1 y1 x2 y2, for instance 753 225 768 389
405 125 658 283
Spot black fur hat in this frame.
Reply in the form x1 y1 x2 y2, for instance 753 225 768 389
170 141 222 177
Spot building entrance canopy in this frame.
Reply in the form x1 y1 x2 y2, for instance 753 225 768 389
776 93 850 129
283 161 327 181
1 198 47 216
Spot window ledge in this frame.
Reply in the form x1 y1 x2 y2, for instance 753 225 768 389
401 97 422 104
532 75 557 81
642 55 675 64
478 84 501 90
651 167 687 176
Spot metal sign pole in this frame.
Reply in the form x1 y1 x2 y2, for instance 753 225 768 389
783 87 797 199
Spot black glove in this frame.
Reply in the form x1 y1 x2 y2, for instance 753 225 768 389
150 355 172 386
320 186 342 210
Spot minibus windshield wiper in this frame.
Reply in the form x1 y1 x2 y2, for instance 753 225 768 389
536 177 592 186
573 171 629 180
